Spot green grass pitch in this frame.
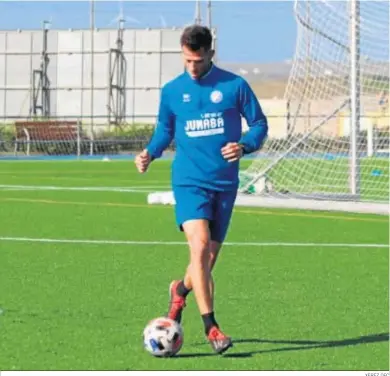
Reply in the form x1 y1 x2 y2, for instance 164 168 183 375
0 160 388 370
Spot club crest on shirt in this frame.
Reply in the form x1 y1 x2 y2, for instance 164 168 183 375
210 90 223 103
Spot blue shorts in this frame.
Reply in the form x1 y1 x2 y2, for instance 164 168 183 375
173 185 237 243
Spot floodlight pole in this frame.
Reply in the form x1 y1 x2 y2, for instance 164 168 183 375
207 1 212 29
195 0 202 24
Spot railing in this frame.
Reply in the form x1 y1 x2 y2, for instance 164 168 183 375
0 114 388 157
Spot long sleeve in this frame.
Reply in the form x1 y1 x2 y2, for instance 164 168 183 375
238 79 268 154
146 85 175 159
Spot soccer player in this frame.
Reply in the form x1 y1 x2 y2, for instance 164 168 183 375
135 25 268 354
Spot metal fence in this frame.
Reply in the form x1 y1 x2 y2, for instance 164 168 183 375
0 113 388 158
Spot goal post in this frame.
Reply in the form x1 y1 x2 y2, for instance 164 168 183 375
239 0 389 210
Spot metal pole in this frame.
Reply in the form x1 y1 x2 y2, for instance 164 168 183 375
305 1 311 132
42 21 49 118
286 99 291 136
207 1 212 29
349 0 361 198
80 26 84 127
195 0 201 25
3 31 7 123
90 0 95 155
77 120 81 157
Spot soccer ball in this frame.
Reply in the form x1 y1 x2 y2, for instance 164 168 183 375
143 317 184 357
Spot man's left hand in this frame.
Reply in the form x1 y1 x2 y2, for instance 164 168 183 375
221 142 244 162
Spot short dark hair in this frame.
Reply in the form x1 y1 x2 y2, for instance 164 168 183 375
180 25 213 51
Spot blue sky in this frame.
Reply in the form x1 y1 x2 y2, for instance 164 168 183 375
0 1 297 63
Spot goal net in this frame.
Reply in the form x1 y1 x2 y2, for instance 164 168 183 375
240 0 389 203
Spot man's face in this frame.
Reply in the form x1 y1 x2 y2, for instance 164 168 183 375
182 45 214 79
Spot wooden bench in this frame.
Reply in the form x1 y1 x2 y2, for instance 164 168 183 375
14 121 87 155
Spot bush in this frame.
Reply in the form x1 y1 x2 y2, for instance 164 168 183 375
92 124 175 154
0 126 15 153
0 122 173 155
2 121 387 156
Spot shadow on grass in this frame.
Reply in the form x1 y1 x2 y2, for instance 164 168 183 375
182 332 389 358
223 332 389 358
173 333 388 359
174 352 216 358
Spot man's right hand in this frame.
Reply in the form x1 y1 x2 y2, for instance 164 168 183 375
135 149 152 173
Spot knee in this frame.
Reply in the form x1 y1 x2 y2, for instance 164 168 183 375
182 219 211 266
189 236 210 265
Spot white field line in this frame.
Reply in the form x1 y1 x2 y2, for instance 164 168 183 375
0 236 387 248
0 184 169 193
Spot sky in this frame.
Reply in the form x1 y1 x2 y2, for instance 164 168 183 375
0 0 298 63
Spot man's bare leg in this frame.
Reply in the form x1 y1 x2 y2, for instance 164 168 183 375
183 239 222 300
167 232 221 321
181 219 213 315
167 219 232 353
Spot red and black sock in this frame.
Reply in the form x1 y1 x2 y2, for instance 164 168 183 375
176 280 191 298
202 311 218 335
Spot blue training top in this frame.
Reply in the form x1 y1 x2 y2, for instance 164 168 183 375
146 64 268 191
